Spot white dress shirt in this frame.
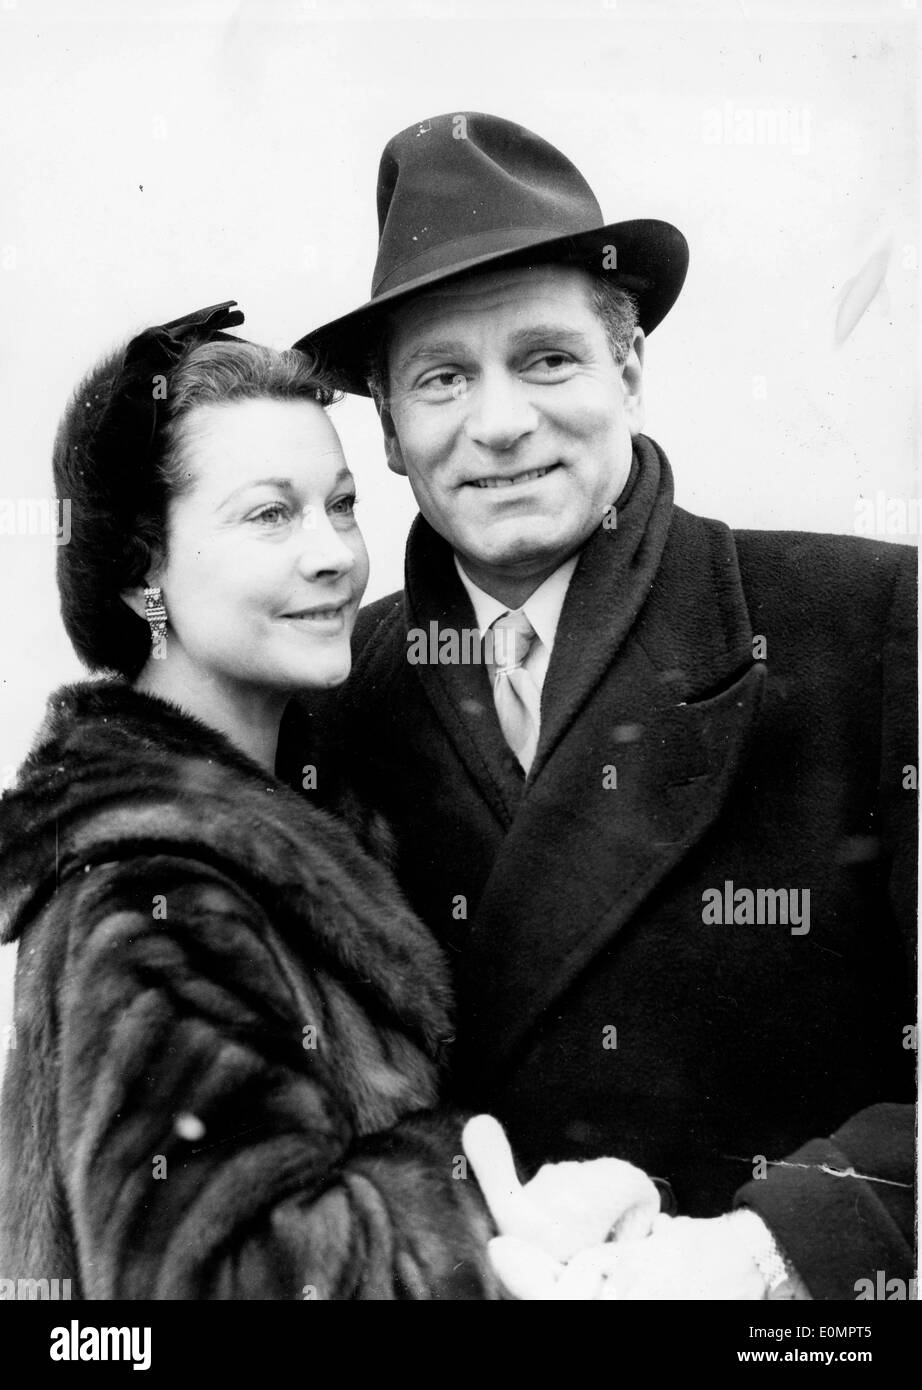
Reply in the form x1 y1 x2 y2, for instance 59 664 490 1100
453 552 580 702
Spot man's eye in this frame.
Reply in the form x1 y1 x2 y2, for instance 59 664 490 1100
418 370 468 397
526 353 574 374
249 502 291 526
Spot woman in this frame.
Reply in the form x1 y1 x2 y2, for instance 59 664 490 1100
0 302 502 1299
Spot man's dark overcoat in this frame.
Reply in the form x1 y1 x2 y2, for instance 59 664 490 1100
282 435 917 1300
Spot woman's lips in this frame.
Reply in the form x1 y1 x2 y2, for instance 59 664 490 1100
279 603 349 633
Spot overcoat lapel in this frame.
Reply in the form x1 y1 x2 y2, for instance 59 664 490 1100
531 434 673 780
404 519 527 828
456 500 767 1096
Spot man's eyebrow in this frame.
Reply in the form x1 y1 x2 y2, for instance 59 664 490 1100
393 341 467 375
506 325 593 351
393 325 594 376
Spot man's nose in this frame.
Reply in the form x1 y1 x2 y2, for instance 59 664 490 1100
464 368 539 451
294 508 356 579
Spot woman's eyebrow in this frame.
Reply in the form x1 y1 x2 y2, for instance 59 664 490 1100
217 470 354 511
217 476 296 509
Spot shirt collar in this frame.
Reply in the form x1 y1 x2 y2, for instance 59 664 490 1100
453 552 580 652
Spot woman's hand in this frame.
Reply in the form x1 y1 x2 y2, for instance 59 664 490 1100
462 1114 661 1263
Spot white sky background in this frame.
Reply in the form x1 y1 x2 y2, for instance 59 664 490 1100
0 0 919 1039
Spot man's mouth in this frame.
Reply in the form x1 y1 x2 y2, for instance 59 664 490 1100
468 464 561 489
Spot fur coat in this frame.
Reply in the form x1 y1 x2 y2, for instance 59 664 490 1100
0 680 498 1300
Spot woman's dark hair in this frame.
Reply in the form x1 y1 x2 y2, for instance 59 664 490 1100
54 338 336 679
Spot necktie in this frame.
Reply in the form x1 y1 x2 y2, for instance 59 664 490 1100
490 610 540 773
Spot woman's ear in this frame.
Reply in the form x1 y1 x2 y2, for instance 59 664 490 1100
120 582 154 622
120 585 148 622
120 555 164 621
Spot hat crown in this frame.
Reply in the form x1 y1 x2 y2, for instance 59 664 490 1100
372 112 604 297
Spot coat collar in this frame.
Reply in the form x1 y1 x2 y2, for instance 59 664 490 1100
402 435 674 819
0 679 455 1060
531 433 674 779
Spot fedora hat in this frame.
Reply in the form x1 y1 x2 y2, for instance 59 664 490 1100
294 111 688 396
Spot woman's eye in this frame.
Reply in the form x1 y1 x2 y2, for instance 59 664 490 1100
329 494 357 517
249 502 292 526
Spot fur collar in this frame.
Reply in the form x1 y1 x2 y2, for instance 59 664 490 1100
0 678 453 1052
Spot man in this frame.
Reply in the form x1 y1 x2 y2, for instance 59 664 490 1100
283 112 916 1299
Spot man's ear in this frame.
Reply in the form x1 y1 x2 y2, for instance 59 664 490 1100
622 327 645 436
376 398 408 477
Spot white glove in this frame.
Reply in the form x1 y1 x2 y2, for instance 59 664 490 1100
462 1114 661 1263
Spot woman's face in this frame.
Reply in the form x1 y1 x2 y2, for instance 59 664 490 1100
152 396 369 693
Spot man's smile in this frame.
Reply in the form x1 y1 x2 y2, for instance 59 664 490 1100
466 463 563 490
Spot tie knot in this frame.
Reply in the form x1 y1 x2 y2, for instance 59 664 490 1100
491 610 536 671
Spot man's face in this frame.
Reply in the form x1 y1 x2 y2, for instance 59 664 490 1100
382 264 645 599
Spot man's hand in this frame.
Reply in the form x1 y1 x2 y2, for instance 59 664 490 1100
488 1214 770 1300
462 1114 661 1262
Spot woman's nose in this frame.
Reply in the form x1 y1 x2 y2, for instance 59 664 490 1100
464 369 539 451
294 508 356 579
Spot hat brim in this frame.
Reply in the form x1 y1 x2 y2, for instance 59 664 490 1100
293 219 688 396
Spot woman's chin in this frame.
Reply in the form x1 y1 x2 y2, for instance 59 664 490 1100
255 631 353 692
289 653 352 690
